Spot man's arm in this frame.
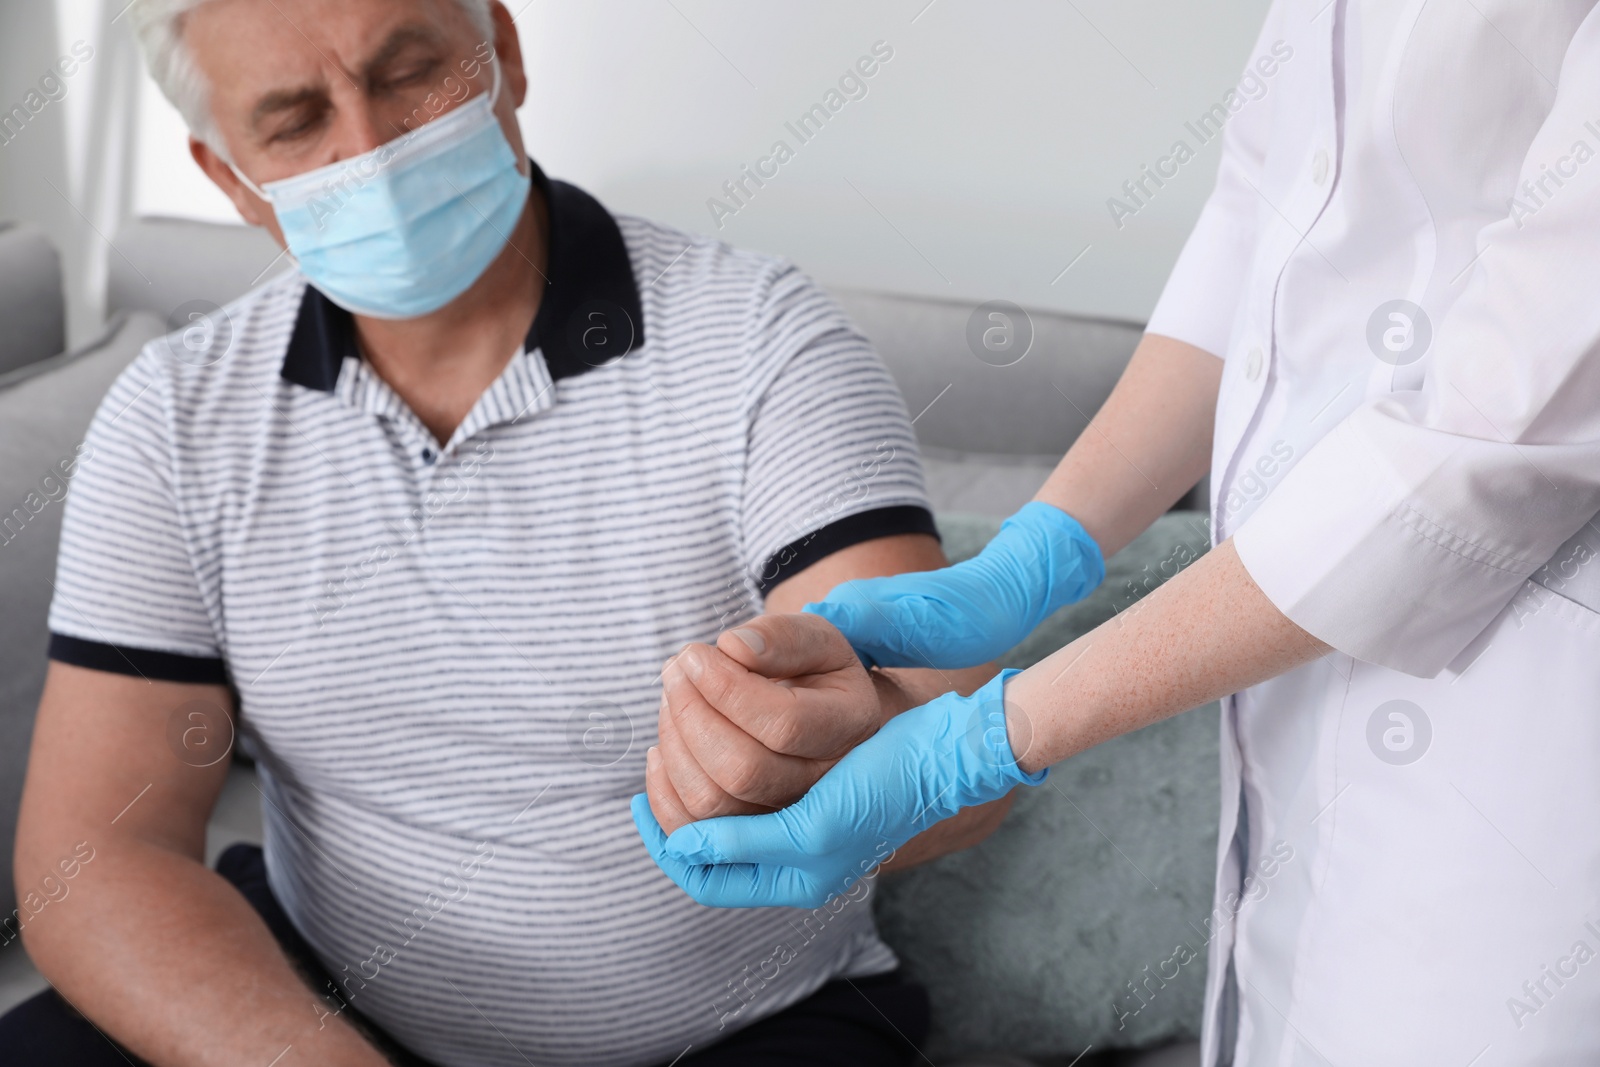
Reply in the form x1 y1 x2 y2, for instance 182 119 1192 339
646 533 1013 869
14 663 389 1067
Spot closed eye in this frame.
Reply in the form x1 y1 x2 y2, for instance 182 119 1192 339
372 58 442 95
265 104 330 145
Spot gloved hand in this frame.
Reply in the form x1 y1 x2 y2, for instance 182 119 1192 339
631 669 1044 909
804 500 1104 670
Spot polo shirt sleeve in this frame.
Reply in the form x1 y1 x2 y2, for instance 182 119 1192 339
46 351 227 684
739 262 936 595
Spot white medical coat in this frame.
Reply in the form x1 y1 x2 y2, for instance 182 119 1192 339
1143 0 1600 1063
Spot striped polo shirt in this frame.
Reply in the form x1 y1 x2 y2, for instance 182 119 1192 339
47 161 936 1067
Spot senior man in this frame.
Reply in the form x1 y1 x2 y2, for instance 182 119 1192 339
0 2 1011 1065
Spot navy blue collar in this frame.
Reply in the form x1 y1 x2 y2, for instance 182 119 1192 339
280 157 644 392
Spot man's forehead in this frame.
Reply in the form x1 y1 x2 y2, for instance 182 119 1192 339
186 0 470 94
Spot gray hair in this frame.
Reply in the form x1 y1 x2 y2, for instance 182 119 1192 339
129 0 495 156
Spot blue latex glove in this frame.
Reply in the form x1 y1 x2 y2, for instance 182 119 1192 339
803 501 1104 670
631 669 1044 909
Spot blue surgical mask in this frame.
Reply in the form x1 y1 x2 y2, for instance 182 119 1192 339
231 59 530 319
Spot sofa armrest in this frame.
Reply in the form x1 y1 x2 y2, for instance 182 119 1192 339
0 223 66 379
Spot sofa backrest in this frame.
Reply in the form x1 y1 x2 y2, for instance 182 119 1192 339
833 290 1140 458
0 222 67 379
834 290 1152 515
105 216 290 329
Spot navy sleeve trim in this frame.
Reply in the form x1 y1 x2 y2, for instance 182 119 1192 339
756 504 940 596
49 633 228 685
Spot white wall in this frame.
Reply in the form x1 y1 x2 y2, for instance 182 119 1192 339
1 0 142 346
518 0 1273 322
12 1 1273 343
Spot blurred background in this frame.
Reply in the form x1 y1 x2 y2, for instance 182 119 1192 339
2 0 1270 347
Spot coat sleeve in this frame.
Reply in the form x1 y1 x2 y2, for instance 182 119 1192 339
1234 8 1600 676
1143 0 1287 361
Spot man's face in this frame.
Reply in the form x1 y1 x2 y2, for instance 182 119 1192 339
185 0 527 235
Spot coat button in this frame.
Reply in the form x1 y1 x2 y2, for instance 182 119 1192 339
1246 346 1264 382
1312 148 1330 185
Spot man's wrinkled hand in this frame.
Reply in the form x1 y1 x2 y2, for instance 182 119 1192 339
645 614 885 836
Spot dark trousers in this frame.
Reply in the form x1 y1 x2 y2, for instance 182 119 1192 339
0 844 928 1066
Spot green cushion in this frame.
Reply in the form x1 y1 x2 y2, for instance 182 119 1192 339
873 511 1220 1060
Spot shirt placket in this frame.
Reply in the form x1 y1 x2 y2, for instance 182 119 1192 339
335 356 441 471
1212 5 1344 549
331 348 560 549
443 344 558 454
1204 6 1344 1065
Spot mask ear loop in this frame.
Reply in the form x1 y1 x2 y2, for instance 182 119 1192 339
226 155 272 203
486 50 504 108
221 153 297 271
481 52 523 177
222 146 293 269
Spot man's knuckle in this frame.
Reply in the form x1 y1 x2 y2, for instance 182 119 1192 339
680 781 723 818
767 713 805 755
698 666 736 707
721 757 764 801
734 690 781 737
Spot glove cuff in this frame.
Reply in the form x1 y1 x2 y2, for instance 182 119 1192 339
1001 501 1106 621
949 668 1047 819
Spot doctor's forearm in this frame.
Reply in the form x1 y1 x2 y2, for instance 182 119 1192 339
1034 332 1221 557
1004 538 1329 775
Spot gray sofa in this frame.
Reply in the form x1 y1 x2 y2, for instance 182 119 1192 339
0 218 1215 1066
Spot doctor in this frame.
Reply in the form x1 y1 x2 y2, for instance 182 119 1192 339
636 1 1600 1063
